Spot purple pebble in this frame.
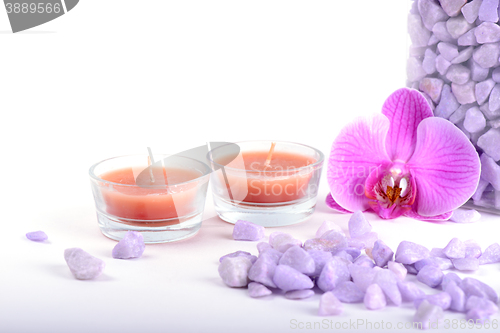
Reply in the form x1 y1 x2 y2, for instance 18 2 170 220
269 232 302 253
257 242 272 253
398 281 426 302
395 241 430 264
430 248 447 258
413 300 444 330
279 246 315 275
285 289 314 300
26 230 48 242
318 292 344 316
248 282 272 298
334 250 353 262
64 248 105 280
306 249 333 277
319 230 348 249
417 265 444 288
112 231 145 259
442 238 466 259
414 257 453 271
464 240 482 259
349 265 379 292
415 292 452 310
232 220 265 241
478 243 500 264
317 257 350 292
259 248 282 265
303 238 344 252
452 257 480 271
372 240 394 267
219 251 257 264
248 256 277 288
348 210 372 238
466 295 499 315
445 281 466 312
339 247 361 260
404 264 419 275
460 277 498 303
218 256 252 287
364 284 386 310
388 261 407 281
374 269 402 306
353 255 375 268
442 272 463 290
333 281 365 303
353 232 378 249
272 265 314 292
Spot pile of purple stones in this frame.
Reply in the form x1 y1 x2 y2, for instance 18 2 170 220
218 215 500 329
408 0 500 211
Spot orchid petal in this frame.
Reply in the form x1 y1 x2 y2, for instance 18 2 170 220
382 88 433 163
407 117 480 217
325 193 352 213
327 114 391 212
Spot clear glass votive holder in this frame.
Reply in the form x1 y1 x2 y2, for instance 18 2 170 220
89 154 211 243
208 141 324 227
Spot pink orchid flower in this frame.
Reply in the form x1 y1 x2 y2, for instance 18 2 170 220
326 88 480 221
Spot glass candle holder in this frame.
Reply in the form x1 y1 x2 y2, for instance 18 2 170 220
89 154 211 243
208 141 324 227
407 0 500 213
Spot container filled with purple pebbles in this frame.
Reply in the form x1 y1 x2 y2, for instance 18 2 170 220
407 0 500 213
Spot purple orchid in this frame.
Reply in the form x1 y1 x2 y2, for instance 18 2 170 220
326 88 480 221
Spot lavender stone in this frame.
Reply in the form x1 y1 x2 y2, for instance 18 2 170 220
304 238 345 253
388 261 407 281
478 242 500 264
233 220 265 241
26 230 48 242
438 42 460 62
473 43 500 68
333 281 365 303
423 49 438 74
257 242 272 253
435 84 460 118
405 264 418 275
476 79 496 105
353 232 378 249
478 128 500 161
408 14 431 47
450 208 481 223
248 256 277 288
446 64 471 84
334 250 353 263
248 282 272 298
466 308 492 323
442 272 463 290
349 264 379 292
317 257 350 292
348 210 372 238
458 29 479 46
374 269 402 306
433 21 455 43
218 256 252 287
285 289 314 300
269 232 301 253
452 81 477 104
318 292 343 316
408 57 427 82
395 241 430 264
419 0 449 30
315 220 343 238
449 104 470 124
443 238 466 259
413 300 444 330
451 46 474 64
464 107 487 132
372 240 394 267
320 230 348 249
112 231 145 259
481 153 500 189
398 281 426 302
339 247 361 260
279 246 315 275
440 0 468 17
465 240 482 258
273 265 313 292
470 58 490 80
479 0 500 22
64 248 105 280
307 249 333 277
475 22 500 43
415 292 452 310
453 257 480 270
490 83 500 111
447 15 474 39
414 257 453 271
417 265 444 288
466 295 499 314
364 283 386 310
445 281 466 312
460 277 498 303
419 78 444 102
430 247 447 258
353 255 375 268
220 251 257 264
462 0 483 23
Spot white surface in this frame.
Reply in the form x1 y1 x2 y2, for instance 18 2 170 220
1 1 499 332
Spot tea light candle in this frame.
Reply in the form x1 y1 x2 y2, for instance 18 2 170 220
209 141 324 227
89 154 211 243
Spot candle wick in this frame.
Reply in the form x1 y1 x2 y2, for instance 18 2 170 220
264 142 276 168
147 147 155 183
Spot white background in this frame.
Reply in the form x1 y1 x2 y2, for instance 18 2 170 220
1 1 499 333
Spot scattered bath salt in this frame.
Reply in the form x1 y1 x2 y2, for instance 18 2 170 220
26 231 48 242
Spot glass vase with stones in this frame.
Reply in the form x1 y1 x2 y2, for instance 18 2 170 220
407 0 500 213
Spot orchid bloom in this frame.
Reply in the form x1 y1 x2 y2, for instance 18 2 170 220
326 88 480 221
